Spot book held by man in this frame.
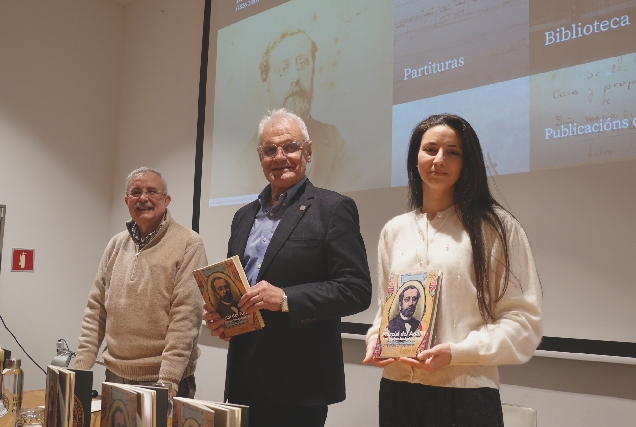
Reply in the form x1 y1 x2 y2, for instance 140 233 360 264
193 255 265 338
374 270 442 358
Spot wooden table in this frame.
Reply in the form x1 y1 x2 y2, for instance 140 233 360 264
23 390 100 427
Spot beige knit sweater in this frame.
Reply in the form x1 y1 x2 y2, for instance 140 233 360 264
74 212 207 391
367 206 542 389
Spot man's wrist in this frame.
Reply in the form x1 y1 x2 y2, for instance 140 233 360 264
280 291 289 313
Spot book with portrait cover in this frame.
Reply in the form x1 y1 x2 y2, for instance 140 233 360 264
193 255 265 338
100 383 137 427
173 397 249 427
44 366 92 427
44 367 59 427
101 382 168 427
172 398 216 427
373 270 442 359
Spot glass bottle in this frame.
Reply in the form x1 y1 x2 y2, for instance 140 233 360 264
0 359 23 427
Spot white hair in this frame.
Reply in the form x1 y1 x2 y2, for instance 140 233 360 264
257 108 310 144
125 166 168 195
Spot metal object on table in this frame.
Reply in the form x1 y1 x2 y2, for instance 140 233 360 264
15 407 44 427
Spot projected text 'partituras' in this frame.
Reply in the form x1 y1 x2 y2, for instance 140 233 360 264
403 57 464 81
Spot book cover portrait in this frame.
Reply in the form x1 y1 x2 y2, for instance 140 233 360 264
374 270 441 358
105 400 130 427
193 256 265 338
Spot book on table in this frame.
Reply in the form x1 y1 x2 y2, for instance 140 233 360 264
0 347 10 371
100 382 169 427
0 348 13 420
373 270 442 359
193 255 265 338
172 397 249 427
44 366 93 427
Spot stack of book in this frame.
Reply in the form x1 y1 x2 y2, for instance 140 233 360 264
101 382 169 427
44 366 93 427
172 397 248 427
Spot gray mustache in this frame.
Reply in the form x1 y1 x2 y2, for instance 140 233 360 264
134 202 154 210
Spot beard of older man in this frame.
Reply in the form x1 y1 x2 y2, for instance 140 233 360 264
282 81 313 119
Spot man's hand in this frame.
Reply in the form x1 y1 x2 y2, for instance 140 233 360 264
397 343 452 372
202 306 230 341
239 280 284 313
362 336 396 368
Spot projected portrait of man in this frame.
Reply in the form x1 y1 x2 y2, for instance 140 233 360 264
388 283 425 336
236 28 355 193
262 28 315 118
211 277 240 318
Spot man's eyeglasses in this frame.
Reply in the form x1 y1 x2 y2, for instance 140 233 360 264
127 189 166 200
258 141 307 158
273 56 311 77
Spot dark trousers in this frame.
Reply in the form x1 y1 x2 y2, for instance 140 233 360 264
379 377 504 427
105 369 196 398
247 402 328 427
226 336 329 427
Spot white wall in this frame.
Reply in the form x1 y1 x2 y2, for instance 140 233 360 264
499 357 636 426
0 0 123 390
1 1 635 425
108 0 207 235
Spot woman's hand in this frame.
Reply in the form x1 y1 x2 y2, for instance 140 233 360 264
398 343 452 372
202 305 231 342
362 336 396 367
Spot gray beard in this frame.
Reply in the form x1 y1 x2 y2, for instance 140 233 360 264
283 96 312 118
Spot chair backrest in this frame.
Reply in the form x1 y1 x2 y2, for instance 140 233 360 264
502 402 537 427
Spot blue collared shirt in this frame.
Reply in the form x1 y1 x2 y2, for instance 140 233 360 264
242 176 308 286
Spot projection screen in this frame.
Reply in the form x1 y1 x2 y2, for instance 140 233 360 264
196 0 636 358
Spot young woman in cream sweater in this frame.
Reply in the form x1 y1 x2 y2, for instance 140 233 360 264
364 114 542 427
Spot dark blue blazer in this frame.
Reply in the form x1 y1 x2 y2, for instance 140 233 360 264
224 180 372 406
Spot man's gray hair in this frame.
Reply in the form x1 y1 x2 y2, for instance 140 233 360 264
125 166 168 195
258 108 310 144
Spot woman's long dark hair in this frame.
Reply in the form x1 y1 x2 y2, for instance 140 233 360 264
406 113 511 321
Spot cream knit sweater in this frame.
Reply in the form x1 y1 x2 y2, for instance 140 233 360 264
367 206 542 389
74 212 207 391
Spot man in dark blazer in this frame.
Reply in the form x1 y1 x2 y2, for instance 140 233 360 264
204 108 372 427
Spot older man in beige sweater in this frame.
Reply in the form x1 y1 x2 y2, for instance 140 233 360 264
74 167 207 398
